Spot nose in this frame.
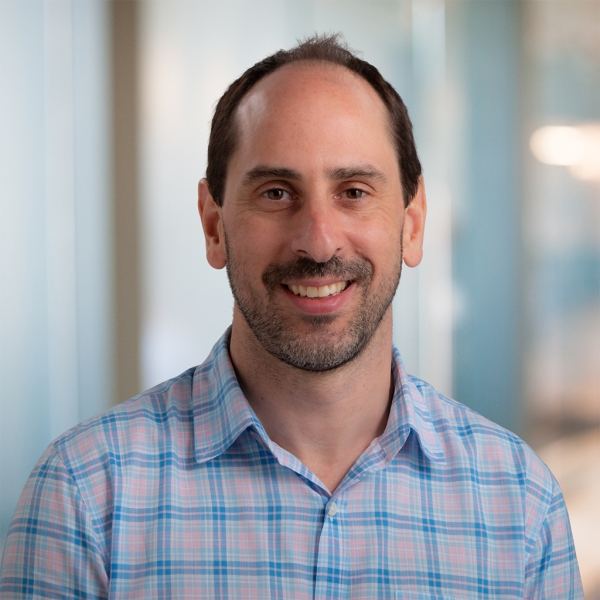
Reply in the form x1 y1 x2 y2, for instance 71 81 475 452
289 198 343 263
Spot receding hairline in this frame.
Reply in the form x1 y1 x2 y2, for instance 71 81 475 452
207 33 422 207
229 59 398 177
237 58 386 114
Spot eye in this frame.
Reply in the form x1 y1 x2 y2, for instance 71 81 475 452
341 188 367 200
263 188 292 201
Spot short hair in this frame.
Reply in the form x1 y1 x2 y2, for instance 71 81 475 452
206 33 422 207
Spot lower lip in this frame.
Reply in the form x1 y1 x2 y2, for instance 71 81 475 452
281 282 355 315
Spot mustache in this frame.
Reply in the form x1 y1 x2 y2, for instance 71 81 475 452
262 256 373 291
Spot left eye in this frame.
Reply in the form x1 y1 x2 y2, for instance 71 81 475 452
264 189 292 201
341 188 366 200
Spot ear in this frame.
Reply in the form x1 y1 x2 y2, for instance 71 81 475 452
198 178 227 269
402 176 427 268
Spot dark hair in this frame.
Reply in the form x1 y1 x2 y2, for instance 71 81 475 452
206 34 421 207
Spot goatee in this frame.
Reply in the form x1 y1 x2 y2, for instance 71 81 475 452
225 231 402 371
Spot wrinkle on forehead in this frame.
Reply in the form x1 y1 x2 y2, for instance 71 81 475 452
224 61 401 198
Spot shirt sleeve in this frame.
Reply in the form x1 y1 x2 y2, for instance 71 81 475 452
523 477 584 600
0 445 109 599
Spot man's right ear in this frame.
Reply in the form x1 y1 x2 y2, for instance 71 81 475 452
198 179 227 269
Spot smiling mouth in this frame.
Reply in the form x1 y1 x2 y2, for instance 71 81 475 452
285 281 351 298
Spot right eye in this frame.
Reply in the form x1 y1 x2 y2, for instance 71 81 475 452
263 188 292 201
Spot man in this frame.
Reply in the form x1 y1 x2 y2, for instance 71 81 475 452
0 35 582 599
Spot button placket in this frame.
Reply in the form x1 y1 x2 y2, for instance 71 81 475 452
314 496 349 600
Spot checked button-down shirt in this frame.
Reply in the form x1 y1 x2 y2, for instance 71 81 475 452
0 330 583 599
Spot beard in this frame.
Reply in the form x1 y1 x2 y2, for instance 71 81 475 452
224 232 402 372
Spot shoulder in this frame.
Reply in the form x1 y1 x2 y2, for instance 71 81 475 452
404 374 582 596
407 374 558 526
412 375 548 469
53 366 198 465
38 368 198 516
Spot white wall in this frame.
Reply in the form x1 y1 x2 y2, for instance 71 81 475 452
0 0 112 551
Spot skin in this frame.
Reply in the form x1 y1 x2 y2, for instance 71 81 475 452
199 62 426 492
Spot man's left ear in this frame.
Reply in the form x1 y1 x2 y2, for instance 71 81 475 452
402 176 427 268
198 178 227 270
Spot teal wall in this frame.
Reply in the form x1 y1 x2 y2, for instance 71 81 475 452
451 1 522 434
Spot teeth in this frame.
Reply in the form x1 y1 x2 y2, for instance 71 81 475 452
287 281 349 298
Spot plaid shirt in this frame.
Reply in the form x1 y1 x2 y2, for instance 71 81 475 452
0 330 582 599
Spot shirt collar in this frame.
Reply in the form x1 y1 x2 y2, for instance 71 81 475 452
192 330 446 466
192 329 267 463
377 346 446 465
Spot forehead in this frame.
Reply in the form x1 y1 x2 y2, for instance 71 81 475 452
233 62 394 159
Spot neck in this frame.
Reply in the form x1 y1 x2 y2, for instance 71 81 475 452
229 306 394 493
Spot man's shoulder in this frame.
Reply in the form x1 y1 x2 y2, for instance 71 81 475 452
405 372 556 497
51 366 199 471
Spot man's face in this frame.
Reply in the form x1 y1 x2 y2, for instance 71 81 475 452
203 63 423 371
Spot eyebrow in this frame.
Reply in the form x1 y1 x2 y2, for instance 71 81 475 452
241 163 388 186
241 166 302 186
326 165 388 183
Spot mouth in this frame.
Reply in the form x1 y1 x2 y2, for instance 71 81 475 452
284 281 351 299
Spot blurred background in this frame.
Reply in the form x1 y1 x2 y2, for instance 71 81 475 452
1 0 598 595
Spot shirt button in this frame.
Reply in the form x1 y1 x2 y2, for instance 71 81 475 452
327 502 338 517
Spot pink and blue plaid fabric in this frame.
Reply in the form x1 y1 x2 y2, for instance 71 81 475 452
0 331 582 599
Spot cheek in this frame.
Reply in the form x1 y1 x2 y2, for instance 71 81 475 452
226 218 286 275
349 217 403 265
